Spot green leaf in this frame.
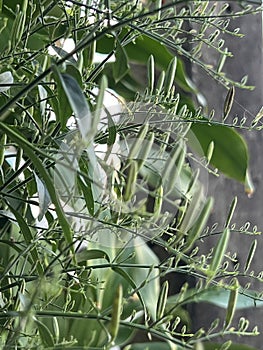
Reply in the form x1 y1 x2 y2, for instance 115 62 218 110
34 173 51 221
0 122 73 250
189 123 252 186
59 73 91 139
167 287 263 310
76 249 110 263
97 33 195 93
203 342 258 350
113 41 130 83
35 319 55 348
130 239 160 319
7 205 44 275
124 342 185 350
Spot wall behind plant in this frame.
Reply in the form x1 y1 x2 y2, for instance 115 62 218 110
191 4 263 347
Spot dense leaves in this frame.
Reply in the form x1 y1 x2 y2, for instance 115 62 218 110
0 1 262 349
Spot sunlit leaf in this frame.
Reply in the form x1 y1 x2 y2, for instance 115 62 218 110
168 287 263 310
0 71 13 92
34 172 51 221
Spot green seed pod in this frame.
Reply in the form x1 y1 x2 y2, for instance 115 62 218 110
127 124 149 163
110 284 123 342
223 86 235 121
168 144 186 193
244 239 257 272
156 71 165 93
194 341 204 350
209 228 230 281
162 141 184 184
164 57 177 94
123 160 138 202
147 55 155 94
184 197 214 252
224 196 237 229
137 132 154 171
15 147 23 171
10 7 26 50
206 141 214 165
156 280 169 320
177 185 204 235
153 185 163 219
224 278 239 329
52 317 60 343
217 48 228 73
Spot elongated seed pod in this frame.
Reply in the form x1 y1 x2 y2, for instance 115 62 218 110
162 142 184 183
184 197 214 252
224 196 237 229
10 9 26 50
167 144 186 192
224 278 239 329
156 71 165 92
164 57 177 93
209 228 230 280
217 48 228 73
123 160 138 202
110 285 123 342
223 86 235 121
137 132 154 171
177 185 204 235
156 280 169 319
147 55 155 94
206 141 214 164
127 124 149 162
15 147 23 171
244 239 257 272
153 185 163 219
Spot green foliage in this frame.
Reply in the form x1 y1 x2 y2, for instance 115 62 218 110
0 0 262 349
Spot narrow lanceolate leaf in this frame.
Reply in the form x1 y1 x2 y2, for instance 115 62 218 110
127 124 149 162
58 72 91 140
184 197 214 252
110 285 123 342
35 319 55 348
224 196 237 229
208 228 230 281
223 86 235 121
113 41 130 83
34 173 51 221
163 57 177 93
244 239 257 272
93 75 108 136
224 278 239 329
0 123 73 250
123 160 138 202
